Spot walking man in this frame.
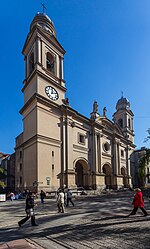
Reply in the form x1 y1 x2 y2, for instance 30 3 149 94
66 189 74 207
40 190 46 204
18 192 38 227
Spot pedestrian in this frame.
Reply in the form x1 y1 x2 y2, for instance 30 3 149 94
128 188 148 217
57 189 65 213
18 192 38 227
10 192 15 201
66 189 74 207
40 190 46 204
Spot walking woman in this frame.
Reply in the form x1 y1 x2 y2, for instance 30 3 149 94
128 188 148 217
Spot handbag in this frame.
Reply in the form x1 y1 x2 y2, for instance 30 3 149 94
26 208 34 216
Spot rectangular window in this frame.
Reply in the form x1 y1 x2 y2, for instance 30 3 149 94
20 176 22 185
52 151 54 157
20 151 22 159
121 150 124 157
47 179 50 185
20 163 22 171
78 134 85 144
46 177 50 186
52 164 54 170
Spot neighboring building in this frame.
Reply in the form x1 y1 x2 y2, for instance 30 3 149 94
15 12 135 193
0 152 15 192
0 152 9 165
131 147 150 188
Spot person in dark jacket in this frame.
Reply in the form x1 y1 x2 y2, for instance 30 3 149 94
18 192 38 227
128 188 148 216
40 190 46 204
66 189 74 207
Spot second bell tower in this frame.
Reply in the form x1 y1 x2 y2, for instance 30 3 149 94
113 96 134 143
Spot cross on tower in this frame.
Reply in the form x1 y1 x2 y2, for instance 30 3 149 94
41 3 47 14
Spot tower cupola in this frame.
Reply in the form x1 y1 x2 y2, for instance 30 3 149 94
30 12 56 37
116 96 130 111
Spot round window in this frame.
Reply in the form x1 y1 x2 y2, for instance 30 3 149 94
103 142 110 152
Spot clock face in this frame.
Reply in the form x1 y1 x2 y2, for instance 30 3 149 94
45 86 59 101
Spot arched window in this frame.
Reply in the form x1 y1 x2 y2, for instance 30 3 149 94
46 52 55 74
29 52 34 74
118 119 123 128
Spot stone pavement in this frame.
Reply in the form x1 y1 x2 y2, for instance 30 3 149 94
0 191 150 249
0 238 43 249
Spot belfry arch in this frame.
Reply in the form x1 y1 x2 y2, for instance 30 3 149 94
74 159 89 189
102 164 112 189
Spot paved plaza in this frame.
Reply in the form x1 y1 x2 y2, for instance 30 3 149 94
0 191 150 249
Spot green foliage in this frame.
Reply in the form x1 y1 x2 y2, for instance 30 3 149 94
144 128 150 143
0 165 6 188
138 149 150 178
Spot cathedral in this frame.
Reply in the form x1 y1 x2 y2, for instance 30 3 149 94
15 12 135 193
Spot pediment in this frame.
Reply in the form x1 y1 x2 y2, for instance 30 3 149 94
95 117 114 132
101 118 114 132
95 117 124 136
38 26 65 53
114 123 124 136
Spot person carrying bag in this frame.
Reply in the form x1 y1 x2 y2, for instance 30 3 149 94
18 192 38 227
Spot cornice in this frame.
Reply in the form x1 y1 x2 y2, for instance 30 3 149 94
22 69 66 93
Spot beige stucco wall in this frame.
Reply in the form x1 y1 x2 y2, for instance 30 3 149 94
37 141 61 190
23 142 37 190
23 103 37 142
24 77 37 104
37 104 61 140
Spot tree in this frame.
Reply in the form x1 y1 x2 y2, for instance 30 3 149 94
138 149 150 186
0 165 7 188
144 128 150 143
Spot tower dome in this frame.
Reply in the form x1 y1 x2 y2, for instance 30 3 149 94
116 96 130 111
30 12 56 37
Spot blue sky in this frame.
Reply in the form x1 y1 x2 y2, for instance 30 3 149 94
0 0 150 154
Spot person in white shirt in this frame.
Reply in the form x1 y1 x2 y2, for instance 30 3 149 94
57 189 65 213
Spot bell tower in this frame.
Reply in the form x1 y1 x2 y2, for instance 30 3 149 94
22 12 66 106
113 96 134 143
18 12 66 192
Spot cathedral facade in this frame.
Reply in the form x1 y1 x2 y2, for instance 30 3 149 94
15 13 135 192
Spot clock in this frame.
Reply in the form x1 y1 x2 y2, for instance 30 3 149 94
45 86 59 100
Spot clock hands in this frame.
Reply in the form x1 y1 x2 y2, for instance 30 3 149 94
45 86 59 100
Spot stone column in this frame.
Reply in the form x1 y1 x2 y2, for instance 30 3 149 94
61 58 64 80
60 116 67 187
97 133 102 173
36 36 42 64
117 143 121 175
24 56 27 79
125 147 129 176
95 133 98 173
114 141 118 175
